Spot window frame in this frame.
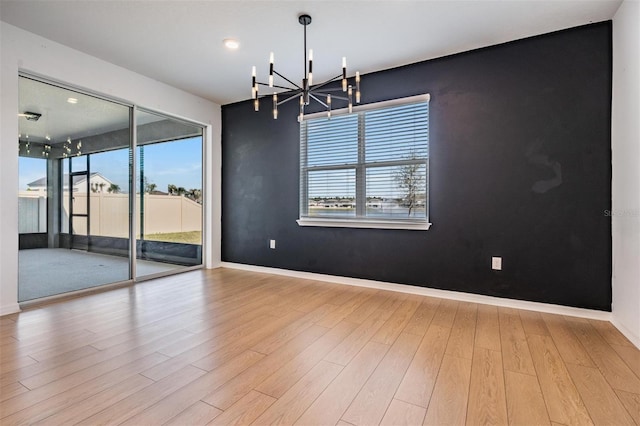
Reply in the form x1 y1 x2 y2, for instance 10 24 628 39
297 94 432 231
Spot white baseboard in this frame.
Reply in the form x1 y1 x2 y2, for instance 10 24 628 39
220 262 612 322
611 317 640 349
0 303 21 317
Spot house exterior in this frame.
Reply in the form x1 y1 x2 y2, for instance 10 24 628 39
26 173 114 193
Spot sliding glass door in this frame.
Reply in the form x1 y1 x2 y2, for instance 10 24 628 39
18 75 205 302
135 109 204 278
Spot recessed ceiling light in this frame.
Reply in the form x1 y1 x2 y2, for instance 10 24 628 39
67 97 78 104
223 38 240 50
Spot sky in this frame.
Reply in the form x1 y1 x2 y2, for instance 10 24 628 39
19 137 202 193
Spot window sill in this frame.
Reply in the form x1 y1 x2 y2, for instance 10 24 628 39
296 217 432 231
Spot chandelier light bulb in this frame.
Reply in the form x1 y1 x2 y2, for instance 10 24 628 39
251 66 257 99
273 93 278 119
269 52 274 87
342 57 348 92
308 49 313 86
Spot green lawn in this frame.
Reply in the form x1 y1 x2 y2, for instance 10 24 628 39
143 231 202 244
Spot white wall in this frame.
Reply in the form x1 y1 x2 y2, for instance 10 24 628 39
612 0 640 348
0 22 222 316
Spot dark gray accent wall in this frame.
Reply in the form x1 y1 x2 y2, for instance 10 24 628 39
221 22 612 311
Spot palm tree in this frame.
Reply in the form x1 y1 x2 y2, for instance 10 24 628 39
107 183 121 194
142 177 157 194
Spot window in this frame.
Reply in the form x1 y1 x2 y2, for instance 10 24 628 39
298 94 431 230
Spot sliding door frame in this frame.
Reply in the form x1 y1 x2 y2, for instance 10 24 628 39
133 106 207 282
18 71 208 294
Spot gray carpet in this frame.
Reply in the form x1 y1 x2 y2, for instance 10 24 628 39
19 248 182 301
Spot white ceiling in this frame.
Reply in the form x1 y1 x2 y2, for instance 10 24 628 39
1 0 622 106
19 76 130 144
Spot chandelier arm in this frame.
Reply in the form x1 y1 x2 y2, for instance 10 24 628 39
309 74 343 92
314 87 353 93
308 93 328 108
276 91 305 106
256 81 298 91
314 93 349 102
273 70 303 90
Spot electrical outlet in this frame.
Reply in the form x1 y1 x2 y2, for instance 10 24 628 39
269 239 276 249
492 257 502 270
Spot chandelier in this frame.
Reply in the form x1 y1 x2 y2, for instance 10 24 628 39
251 14 361 121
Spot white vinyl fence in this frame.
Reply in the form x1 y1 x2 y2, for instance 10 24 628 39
19 192 202 237
18 193 47 233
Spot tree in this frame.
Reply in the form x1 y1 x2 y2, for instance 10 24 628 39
168 184 201 201
107 183 121 194
395 158 425 217
143 177 157 194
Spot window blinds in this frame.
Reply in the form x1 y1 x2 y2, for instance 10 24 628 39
300 95 429 223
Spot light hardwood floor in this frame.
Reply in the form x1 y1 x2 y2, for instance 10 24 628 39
1 268 638 425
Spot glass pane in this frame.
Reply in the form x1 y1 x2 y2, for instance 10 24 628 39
89 149 129 238
366 165 427 218
71 215 88 237
307 169 356 217
18 76 131 302
71 154 88 173
365 102 429 163
305 114 358 167
136 109 203 278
